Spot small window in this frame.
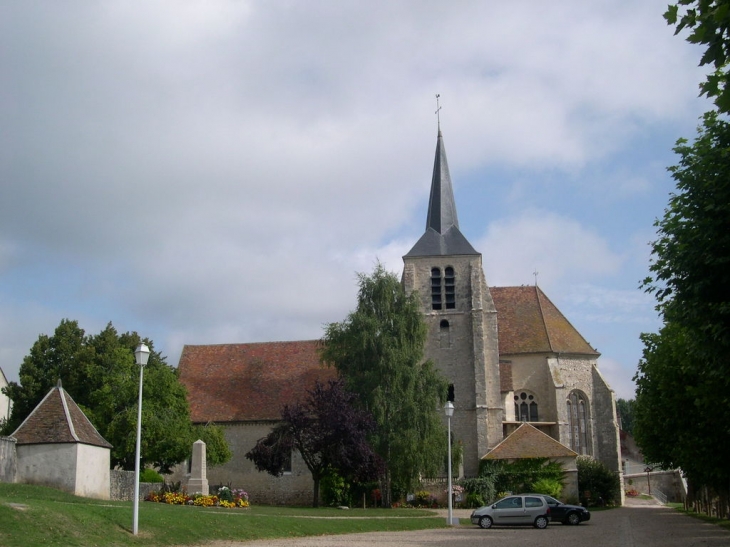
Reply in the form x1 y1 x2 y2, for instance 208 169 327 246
440 319 451 348
282 450 292 474
447 383 455 403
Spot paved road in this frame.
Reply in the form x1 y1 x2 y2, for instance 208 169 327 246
204 498 730 547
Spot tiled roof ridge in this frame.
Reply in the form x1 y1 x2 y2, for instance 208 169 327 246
59 388 80 442
534 285 556 353
536 286 599 356
184 339 321 349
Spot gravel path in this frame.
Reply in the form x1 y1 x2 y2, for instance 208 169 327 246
194 498 730 547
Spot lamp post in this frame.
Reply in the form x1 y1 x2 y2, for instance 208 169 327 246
444 401 454 526
132 343 150 536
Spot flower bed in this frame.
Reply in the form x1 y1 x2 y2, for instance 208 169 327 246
145 486 250 508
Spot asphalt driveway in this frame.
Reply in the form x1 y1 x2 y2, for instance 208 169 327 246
203 497 730 547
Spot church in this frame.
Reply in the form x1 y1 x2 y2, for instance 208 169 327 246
176 129 622 505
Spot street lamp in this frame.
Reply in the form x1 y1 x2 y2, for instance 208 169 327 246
444 401 454 526
132 343 150 536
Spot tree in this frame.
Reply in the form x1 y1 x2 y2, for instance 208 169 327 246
246 379 382 507
193 423 232 468
615 398 635 435
320 263 449 507
576 456 621 506
636 111 730 496
1 320 221 472
665 0 730 113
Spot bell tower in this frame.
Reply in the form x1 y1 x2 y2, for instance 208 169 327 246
402 129 503 476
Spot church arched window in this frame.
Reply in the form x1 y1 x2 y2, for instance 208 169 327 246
567 390 591 455
440 320 451 348
513 391 539 422
431 268 442 310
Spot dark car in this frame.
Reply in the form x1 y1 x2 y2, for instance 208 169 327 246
521 494 590 525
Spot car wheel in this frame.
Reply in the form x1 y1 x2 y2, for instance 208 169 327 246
479 516 493 529
567 512 581 525
534 515 549 529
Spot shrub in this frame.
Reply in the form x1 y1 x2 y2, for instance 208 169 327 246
464 492 485 508
576 456 620 506
139 468 164 483
531 478 563 499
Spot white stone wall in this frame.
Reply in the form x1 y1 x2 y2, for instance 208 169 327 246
16 442 110 499
16 443 77 493
74 444 110 499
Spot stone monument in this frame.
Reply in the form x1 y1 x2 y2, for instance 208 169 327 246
186 439 209 495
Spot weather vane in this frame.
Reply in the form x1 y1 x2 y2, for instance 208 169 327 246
435 94 442 130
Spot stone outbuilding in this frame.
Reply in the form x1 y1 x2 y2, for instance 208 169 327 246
11 381 112 499
484 422 579 501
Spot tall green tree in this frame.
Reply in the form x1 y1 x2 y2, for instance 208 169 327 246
1 319 229 472
665 0 730 113
615 398 635 435
320 264 449 507
636 111 730 495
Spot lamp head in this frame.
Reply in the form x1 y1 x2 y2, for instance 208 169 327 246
444 401 454 417
135 343 150 366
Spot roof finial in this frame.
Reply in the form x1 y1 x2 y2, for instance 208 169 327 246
435 94 442 133
533 268 539 286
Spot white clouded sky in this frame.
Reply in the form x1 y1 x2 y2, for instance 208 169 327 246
0 1 708 399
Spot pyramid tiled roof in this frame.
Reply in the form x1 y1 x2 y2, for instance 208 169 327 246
484 423 577 460
178 340 336 423
11 383 112 448
492 286 598 356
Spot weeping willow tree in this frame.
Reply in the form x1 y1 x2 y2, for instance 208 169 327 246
320 263 449 507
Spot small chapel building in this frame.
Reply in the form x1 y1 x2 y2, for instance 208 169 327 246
177 129 621 504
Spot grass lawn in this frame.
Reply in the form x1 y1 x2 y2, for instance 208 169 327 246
0 483 447 547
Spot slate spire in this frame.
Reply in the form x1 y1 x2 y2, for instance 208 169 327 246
426 130 459 234
405 130 479 257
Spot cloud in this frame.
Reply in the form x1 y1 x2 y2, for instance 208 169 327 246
476 210 623 288
0 0 705 389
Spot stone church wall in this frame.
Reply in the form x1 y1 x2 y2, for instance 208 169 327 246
169 422 316 506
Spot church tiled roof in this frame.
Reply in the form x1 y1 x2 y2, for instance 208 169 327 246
491 286 598 357
11 383 112 448
484 423 577 460
178 340 336 423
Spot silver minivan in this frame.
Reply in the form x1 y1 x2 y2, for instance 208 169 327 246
470 494 550 529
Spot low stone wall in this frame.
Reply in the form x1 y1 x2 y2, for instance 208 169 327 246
0 436 17 483
625 470 685 502
110 469 158 501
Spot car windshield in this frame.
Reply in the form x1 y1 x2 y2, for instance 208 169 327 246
543 496 561 505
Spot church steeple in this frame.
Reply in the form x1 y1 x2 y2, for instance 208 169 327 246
404 130 479 257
